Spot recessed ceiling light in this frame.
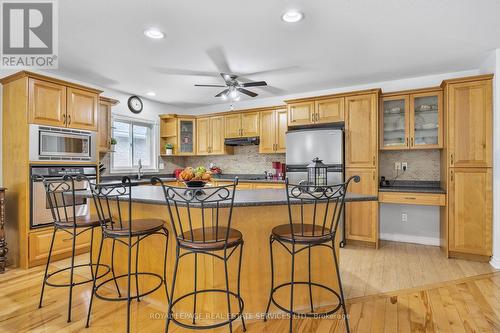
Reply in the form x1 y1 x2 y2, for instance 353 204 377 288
146 91 156 97
281 10 304 23
144 28 164 39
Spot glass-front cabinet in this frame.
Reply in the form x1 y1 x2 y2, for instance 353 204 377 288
159 115 196 156
380 89 442 150
177 118 196 155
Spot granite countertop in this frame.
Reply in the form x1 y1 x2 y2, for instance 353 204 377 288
78 185 377 208
99 173 286 185
379 180 446 194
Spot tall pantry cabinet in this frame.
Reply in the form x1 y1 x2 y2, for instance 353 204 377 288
441 75 493 261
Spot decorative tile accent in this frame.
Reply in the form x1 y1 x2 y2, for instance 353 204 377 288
379 150 441 181
185 146 285 174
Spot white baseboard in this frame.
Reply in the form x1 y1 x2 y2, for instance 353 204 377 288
490 256 500 269
379 233 440 246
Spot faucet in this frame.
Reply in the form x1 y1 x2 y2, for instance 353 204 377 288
137 159 143 180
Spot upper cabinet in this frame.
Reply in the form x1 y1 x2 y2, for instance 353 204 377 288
345 93 378 168
259 108 287 154
286 97 344 126
196 115 230 155
159 115 196 156
27 76 100 131
224 111 259 138
444 77 492 168
98 97 119 153
380 88 443 150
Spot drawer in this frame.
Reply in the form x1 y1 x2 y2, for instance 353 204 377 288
29 228 91 265
253 183 285 190
378 191 446 206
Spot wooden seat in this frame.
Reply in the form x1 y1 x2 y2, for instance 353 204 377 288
55 215 102 228
178 227 243 250
272 223 334 244
103 218 165 237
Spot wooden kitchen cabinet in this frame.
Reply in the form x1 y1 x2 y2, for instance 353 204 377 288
446 78 492 168
177 118 196 155
380 89 443 150
448 168 492 257
345 93 378 168
98 97 119 153
287 97 344 126
259 108 287 153
67 87 98 131
28 78 67 127
224 112 259 138
345 168 378 246
196 116 229 155
315 97 344 124
287 101 314 126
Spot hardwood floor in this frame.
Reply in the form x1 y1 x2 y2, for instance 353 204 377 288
0 241 498 332
341 241 497 299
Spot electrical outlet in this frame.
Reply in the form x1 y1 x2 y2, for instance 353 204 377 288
402 212 408 222
394 162 401 171
402 162 408 171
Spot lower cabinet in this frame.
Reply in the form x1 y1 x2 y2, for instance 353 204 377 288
448 167 492 257
345 168 379 247
28 228 91 267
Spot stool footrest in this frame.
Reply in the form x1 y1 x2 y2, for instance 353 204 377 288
94 272 164 302
44 263 110 288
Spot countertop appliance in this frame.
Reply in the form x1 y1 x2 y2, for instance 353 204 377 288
29 124 97 162
30 165 97 229
285 127 344 185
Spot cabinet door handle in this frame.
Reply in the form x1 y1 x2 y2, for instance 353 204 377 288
406 137 409 147
68 115 71 125
404 197 416 200
372 155 376 166
62 114 66 125
450 153 454 165
411 137 414 146
450 170 454 182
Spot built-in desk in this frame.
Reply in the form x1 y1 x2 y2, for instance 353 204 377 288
379 180 446 206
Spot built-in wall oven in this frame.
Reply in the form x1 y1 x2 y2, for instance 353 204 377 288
29 124 97 162
30 165 97 229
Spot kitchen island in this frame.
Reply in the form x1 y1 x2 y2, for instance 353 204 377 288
88 185 377 325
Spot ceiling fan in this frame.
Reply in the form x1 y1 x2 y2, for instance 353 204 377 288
194 73 267 101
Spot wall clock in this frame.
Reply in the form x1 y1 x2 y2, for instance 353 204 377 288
127 95 143 114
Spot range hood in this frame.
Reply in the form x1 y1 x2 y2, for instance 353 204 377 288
224 137 260 146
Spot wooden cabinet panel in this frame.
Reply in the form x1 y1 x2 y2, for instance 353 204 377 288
259 110 275 153
196 117 210 155
345 94 378 168
448 80 492 168
28 78 66 127
225 113 241 138
276 109 287 153
287 101 314 126
241 112 259 137
378 191 446 206
29 229 91 264
210 116 225 155
345 168 378 244
448 168 492 256
98 101 111 152
254 183 285 190
315 97 344 123
67 88 98 131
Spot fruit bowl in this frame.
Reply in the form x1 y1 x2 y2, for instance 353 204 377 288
184 180 207 188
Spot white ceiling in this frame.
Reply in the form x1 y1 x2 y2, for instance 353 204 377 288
52 0 500 108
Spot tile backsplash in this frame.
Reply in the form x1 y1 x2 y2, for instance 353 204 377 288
379 150 441 181
185 146 285 174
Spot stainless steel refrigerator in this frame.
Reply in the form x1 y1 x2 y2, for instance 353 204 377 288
285 127 344 185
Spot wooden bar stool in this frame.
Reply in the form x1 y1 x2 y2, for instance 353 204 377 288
263 176 360 333
37 174 112 323
153 178 246 333
86 177 169 333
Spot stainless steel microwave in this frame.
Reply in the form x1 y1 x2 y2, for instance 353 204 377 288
29 124 97 162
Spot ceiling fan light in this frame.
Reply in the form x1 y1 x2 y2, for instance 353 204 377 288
229 89 239 99
221 93 228 100
282 10 304 23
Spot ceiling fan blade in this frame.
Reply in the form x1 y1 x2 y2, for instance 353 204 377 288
207 46 232 75
152 67 219 78
194 84 227 87
215 89 229 97
237 88 258 97
220 73 237 84
241 81 267 87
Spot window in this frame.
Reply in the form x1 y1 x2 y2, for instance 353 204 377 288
110 117 158 172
